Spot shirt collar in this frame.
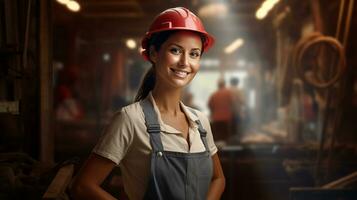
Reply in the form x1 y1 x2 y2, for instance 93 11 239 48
144 92 199 133
179 101 199 128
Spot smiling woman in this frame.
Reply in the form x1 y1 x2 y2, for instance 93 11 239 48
149 31 202 89
70 7 225 200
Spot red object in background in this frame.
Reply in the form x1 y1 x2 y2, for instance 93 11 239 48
208 88 235 122
55 84 84 121
57 85 72 102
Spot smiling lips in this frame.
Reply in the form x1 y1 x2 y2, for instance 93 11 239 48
170 68 190 78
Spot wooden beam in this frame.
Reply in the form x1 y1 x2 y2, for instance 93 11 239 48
39 0 54 164
322 171 357 189
290 188 357 200
42 164 74 200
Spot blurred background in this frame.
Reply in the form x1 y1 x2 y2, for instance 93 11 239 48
1 0 357 199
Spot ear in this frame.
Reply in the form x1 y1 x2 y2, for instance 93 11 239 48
149 46 157 63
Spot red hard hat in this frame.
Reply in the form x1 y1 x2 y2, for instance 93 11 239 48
141 7 215 60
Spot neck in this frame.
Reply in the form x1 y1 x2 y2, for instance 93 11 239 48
152 85 182 116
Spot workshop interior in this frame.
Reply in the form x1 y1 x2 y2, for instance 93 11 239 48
0 0 357 199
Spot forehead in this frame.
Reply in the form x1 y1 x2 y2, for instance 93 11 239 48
163 31 202 49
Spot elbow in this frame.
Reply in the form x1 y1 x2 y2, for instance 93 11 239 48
222 176 226 190
220 175 226 190
208 175 226 200
212 174 226 191
217 173 226 191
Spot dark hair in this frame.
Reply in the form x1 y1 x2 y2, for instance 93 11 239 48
134 30 206 102
230 77 239 86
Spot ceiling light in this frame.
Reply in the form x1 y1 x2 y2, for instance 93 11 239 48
256 0 280 20
126 39 137 49
56 0 70 5
102 53 111 62
66 0 80 12
224 38 244 54
198 3 228 18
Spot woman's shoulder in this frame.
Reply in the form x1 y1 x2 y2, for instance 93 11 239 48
106 102 144 130
119 101 143 119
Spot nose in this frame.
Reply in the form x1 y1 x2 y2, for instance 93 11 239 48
178 53 189 67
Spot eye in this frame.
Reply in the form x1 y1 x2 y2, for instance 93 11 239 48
190 50 201 58
169 47 182 55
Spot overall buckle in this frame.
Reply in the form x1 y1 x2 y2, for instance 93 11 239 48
147 124 161 134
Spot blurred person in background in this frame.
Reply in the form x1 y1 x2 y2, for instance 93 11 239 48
55 67 84 121
229 77 245 142
71 7 225 200
208 78 235 142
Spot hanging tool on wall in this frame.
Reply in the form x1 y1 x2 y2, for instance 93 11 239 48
292 0 354 186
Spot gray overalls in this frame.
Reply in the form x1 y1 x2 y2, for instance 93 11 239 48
140 99 213 200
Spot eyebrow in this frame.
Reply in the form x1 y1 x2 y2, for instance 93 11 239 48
169 43 201 51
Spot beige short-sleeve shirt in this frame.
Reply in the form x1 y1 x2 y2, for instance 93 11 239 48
93 93 217 200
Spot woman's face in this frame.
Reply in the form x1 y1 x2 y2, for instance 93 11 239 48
150 31 202 89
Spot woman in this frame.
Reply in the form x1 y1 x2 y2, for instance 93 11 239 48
70 7 225 200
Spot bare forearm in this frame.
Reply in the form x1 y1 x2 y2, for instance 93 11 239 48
207 177 225 200
70 154 118 200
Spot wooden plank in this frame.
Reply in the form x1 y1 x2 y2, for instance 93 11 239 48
42 164 74 200
290 187 357 200
0 101 19 114
322 171 357 189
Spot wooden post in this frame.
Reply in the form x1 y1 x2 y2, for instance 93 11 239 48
39 0 54 164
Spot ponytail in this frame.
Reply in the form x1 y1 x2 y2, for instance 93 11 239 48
135 67 155 102
134 31 175 102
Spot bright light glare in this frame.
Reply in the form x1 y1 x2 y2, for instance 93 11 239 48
256 0 280 20
200 58 221 68
138 47 144 53
256 9 268 19
67 0 80 12
102 53 111 62
56 0 70 5
126 39 137 49
198 3 228 18
224 38 244 54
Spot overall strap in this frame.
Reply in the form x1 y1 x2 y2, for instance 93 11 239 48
140 98 164 152
188 108 210 152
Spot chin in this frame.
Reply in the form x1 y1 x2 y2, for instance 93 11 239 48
169 80 190 88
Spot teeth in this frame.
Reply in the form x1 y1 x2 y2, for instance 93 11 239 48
172 69 188 78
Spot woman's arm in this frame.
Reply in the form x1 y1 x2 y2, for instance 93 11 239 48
70 153 117 200
207 153 226 200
